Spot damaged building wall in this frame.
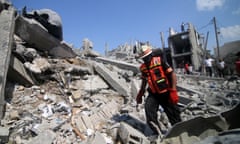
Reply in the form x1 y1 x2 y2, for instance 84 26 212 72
219 40 240 59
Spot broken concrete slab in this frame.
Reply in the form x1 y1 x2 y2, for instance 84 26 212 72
95 57 140 74
163 115 228 143
82 75 108 92
160 132 200 144
178 95 194 106
15 16 76 58
221 103 240 129
0 8 15 118
26 130 56 144
94 62 130 97
177 84 204 96
24 57 51 74
24 8 63 41
163 104 240 143
177 74 224 81
81 49 101 57
194 128 240 144
7 54 36 86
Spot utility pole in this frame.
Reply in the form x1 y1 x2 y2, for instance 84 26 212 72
202 31 209 75
204 31 209 58
160 32 167 61
213 16 220 61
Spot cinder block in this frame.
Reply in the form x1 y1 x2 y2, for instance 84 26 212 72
81 115 94 129
118 122 150 144
0 127 9 143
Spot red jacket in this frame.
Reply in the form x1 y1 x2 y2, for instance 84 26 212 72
140 56 172 94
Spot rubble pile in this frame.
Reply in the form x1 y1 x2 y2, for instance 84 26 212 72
3 59 125 143
177 75 240 115
0 1 240 144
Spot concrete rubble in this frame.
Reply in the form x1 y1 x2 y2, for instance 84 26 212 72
0 1 240 144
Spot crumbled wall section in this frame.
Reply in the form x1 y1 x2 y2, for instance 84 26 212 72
0 8 15 118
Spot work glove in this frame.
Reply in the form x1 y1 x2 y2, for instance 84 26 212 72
168 88 179 104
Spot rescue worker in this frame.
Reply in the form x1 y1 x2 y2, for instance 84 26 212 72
236 57 240 76
135 43 181 135
184 62 190 74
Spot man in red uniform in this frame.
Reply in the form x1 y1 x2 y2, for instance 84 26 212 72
184 62 190 74
136 43 181 135
236 57 240 76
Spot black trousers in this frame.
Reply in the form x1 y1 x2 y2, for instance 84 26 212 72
206 66 213 77
218 68 224 77
145 91 181 135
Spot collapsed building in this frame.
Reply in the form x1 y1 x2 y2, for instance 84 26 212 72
0 1 240 144
168 23 204 72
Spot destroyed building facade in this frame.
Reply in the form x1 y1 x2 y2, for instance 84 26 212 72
168 23 204 71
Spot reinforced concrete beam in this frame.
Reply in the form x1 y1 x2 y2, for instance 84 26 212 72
0 8 15 118
15 16 76 58
95 57 140 74
94 62 130 97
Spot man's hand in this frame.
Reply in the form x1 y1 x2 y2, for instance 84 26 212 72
168 88 179 104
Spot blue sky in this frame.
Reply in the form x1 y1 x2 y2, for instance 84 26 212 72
11 0 240 55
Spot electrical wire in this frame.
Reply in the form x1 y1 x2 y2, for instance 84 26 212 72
197 18 214 31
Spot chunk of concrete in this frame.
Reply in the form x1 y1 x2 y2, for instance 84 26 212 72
178 95 194 106
177 84 204 96
165 115 229 140
26 130 56 144
161 132 200 144
82 75 108 92
8 54 36 86
23 57 51 74
221 103 240 129
94 62 130 97
193 129 240 144
118 122 150 144
15 16 76 58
